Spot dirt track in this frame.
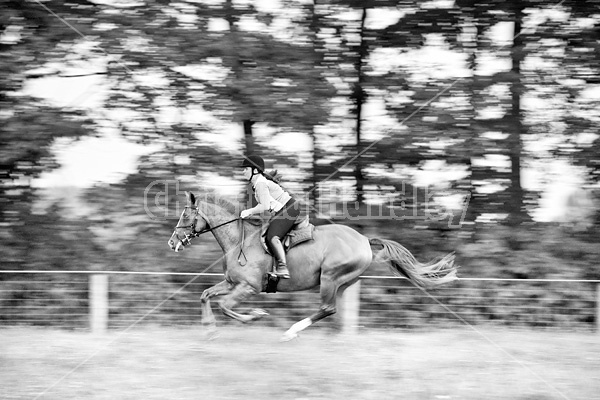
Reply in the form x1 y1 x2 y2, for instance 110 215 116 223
1 326 599 400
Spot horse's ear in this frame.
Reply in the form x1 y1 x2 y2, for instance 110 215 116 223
186 191 196 206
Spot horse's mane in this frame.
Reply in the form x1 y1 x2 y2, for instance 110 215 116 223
198 191 239 215
197 188 264 226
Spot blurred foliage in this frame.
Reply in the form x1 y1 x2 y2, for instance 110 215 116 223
1 0 599 329
1 1 95 231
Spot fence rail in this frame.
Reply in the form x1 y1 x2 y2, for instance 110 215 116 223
1 271 599 334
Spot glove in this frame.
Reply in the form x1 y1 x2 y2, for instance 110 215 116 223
240 209 252 219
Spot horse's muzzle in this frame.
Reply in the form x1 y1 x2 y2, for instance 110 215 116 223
168 238 189 252
168 239 184 252
175 241 185 252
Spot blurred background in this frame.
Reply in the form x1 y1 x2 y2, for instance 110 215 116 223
1 0 600 332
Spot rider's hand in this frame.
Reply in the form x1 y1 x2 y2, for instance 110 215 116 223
240 209 252 219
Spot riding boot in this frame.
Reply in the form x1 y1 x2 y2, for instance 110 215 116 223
270 236 290 279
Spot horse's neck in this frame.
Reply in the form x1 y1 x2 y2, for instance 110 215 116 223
201 202 241 252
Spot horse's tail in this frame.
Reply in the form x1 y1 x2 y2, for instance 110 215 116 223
369 238 458 289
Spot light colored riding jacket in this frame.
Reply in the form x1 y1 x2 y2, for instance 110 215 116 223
248 174 291 214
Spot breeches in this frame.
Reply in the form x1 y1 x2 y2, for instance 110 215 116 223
266 198 300 243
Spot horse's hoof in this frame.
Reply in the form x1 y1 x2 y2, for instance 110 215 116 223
251 309 269 318
204 326 220 341
280 331 298 342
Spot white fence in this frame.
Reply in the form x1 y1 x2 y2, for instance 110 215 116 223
1 271 599 334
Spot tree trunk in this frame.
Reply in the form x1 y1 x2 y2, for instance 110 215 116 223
225 0 255 160
309 0 320 209
507 1 527 226
354 7 367 205
464 9 484 225
243 120 255 155
225 0 256 207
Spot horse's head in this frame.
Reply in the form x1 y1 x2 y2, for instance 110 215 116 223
168 191 209 252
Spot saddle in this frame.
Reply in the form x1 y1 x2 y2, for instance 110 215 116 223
260 215 314 255
260 215 314 293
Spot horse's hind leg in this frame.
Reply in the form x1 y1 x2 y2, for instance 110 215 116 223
281 275 338 342
218 282 269 323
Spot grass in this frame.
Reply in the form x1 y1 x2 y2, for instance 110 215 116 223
1 326 599 400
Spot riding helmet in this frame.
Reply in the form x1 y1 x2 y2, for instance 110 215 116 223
240 155 265 172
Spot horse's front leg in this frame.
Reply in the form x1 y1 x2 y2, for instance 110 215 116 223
218 281 269 323
201 280 234 331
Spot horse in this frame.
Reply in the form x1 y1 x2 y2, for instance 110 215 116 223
168 191 458 341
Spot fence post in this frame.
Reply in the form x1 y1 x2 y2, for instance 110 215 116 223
597 283 600 335
89 274 108 334
341 280 361 334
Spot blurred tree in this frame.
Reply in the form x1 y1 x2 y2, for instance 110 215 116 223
3 0 600 328
506 0 528 226
531 1 600 180
455 0 495 224
311 0 404 205
307 0 324 208
90 0 337 206
0 1 94 267
363 1 466 223
453 1 542 225
457 0 529 225
349 4 368 205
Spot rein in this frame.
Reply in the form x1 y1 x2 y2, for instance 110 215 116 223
174 206 239 237
237 219 248 266
184 217 240 237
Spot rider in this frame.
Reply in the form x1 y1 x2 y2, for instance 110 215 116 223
239 155 300 279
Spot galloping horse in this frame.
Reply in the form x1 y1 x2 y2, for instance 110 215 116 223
168 191 458 341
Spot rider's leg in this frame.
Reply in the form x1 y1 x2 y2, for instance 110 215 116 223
269 235 290 279
266 199 299 279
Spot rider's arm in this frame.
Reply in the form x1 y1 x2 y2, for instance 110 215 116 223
246 181 271 215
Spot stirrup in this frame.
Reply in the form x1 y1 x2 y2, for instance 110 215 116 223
275 264 290 279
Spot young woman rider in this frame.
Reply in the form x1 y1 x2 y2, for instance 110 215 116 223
239 155 300 279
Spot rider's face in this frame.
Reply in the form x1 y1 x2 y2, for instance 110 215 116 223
241 167 253 181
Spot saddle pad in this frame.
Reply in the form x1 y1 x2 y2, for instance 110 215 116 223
283 224 314 250
261 223 315 254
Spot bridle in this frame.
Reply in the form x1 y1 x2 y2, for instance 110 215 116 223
172 205 248 265
172 206 244 263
